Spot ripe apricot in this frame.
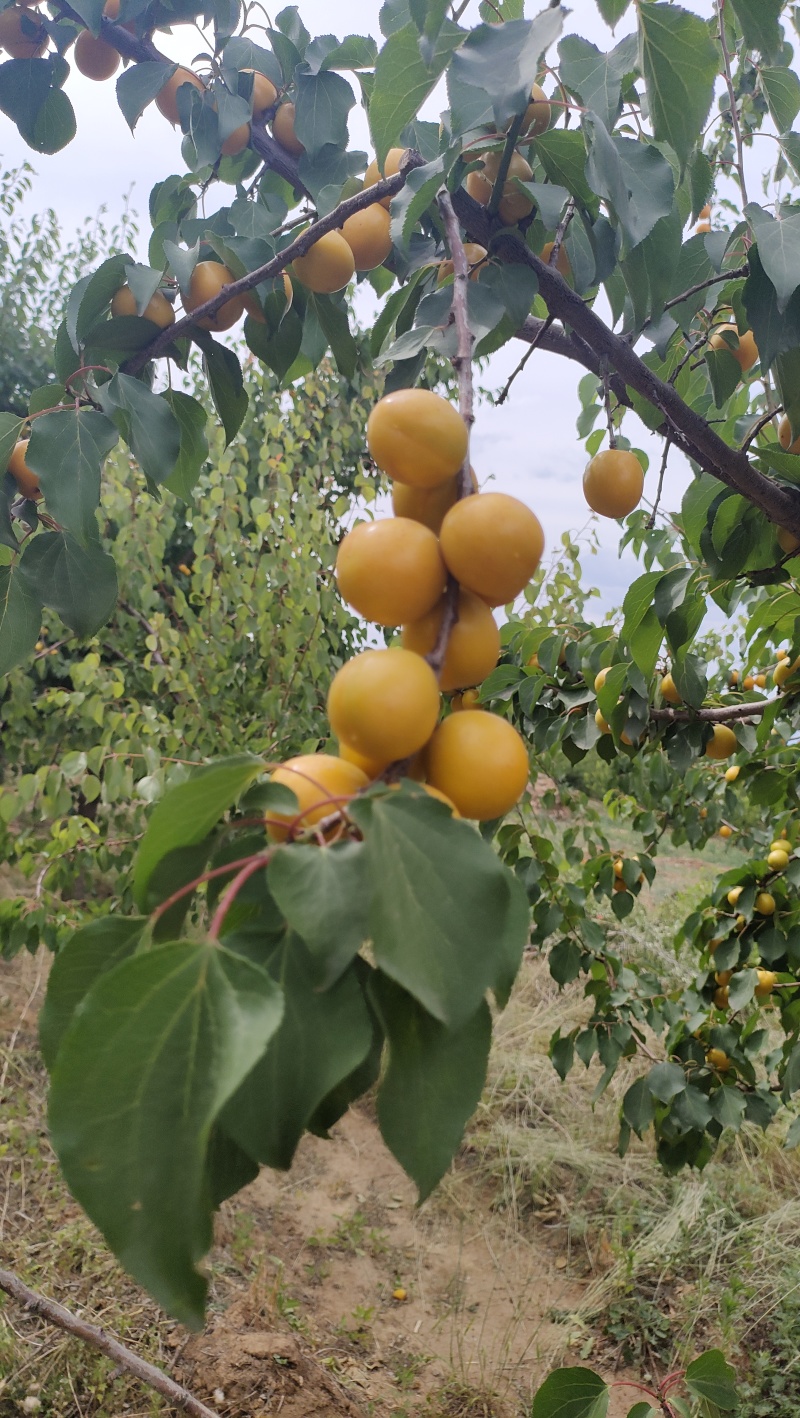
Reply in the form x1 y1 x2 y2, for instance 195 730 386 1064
267 753 367 841
7 440 41 500
367 389 467 489
706 1046 730 1070
729 669 739 685
583 448 644 519
272 101 304 155
465 151 533 225
595 708 611 733
221 122 250 156
756 968 778 998
363 147 406 208
715 969 732 987
593 667 609 693
705 724 737 760
660 672 681 706
779 416 800 455
184 261 244 331
540 240 571 279
156 67 204 125
437 243 487 284
111 283 175 329
243 273 292 323
402 589 500 692
391 468 477 531
727 886 743 907
755 891 776 916
425 709 529 821
695 220 711 234
328 647 440 764
341 205 392 271
103 0 120 16
709 323 758 373
439 492 544 606
719 824 733 838
0 5 45 56
74 29 119 79
724 764 740 782
743 674 755 691
336 517 446 626
778 525 800 554
768 848 790 870
521 82 550 136
754 672 767 688
292 230 355 294
699 203 711 220
241 68 277 116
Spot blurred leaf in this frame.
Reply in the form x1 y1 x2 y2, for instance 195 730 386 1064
19 532 117 637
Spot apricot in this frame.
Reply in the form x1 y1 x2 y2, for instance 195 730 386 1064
327 648 440 764
778 416 800 456
540 240 571 279
0 6 45 56
391 469 477 531
756 968 778 997
709 323 758 373
768 848 790 870
184 261 244 331
595 708 611 734
425 709 529 821
367 389 467 489
156 67 204 125
402 589 500 692
705 724 737 760
437 243 487 284
241 68 277 116
363 148 406 208
660 672 681 706
699 203 711 219
272 101 304 155
292 230 355 294
726 886 743 906
266 754 367 841
521 83 550 136
439 492 544 606
593 667 609 693
242 272 293 323
341 205 392 271
724 764 740 782
103 0 120 15
7 440 41 501
465 151 533 224
583 449 644 519
696 220 711 234
335 517 446 626
719 824 733 838
74 29 119 79
706 1046 730 1070
111 284 175 329
221 122 250 157
754 673 767 688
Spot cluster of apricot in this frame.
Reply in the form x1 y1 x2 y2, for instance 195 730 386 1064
589 665 743 759
462 84 551 228
266 386 546 837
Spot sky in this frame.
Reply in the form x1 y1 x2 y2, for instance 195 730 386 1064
0 0 756 615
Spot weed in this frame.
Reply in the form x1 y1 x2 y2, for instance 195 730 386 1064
309 1207 389 1257
335 1302 376 1349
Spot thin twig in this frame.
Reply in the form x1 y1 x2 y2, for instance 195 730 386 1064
602 370 616 449
495 319 553 405
647 439 672 528
208 854 271 940
548 196 575 270
741 406 781 453
718 0 749 208
0 1269 218 1418
662 265 748 314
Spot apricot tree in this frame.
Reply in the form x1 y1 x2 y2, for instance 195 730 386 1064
1 1 800 1390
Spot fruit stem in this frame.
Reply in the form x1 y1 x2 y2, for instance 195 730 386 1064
208 852 273 940
486 112 525 218
150 851 270 929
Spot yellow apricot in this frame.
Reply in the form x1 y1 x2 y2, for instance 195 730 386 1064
724 764 740 782
583 449 644 519
402 589 500 692
335 518 446 626
768 848 790 871
595 708 611 734
363 148 406 208
719 824 733 838
756 968 777 998
706 1046 730 1069
425 709 529 820
437 243 488 284
755 891 776 916
367 389 468 489
327 648 440 764
0 5 45 56
705 724 737 760
709 323 758 373
292 230 355 294
221 122 250 157
242 272 293 323
465 151 533 223
439 492 545 606
74 28 119 79
184 261 244 332
391 469 477 532
540 241 571 279
521 82 550 136
7 440 41 500
156 67 204 125
266 754 367 841
241 69 277 116
341 205 392 272
272 101 304 155
727 886 743 907
111 284 175 329
773 657 800 688
777 523 800 553
594 667 609 693
660 672 681 706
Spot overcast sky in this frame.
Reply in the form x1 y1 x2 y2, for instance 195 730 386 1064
1 1 756 614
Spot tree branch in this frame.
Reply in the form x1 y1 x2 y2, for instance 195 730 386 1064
0 1268 218 1418
649 700 770 723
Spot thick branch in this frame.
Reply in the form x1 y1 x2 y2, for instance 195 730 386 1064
0 1268 217 1418
649 701 770 723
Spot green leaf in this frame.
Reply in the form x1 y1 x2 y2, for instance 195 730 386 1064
26 409 119 545
200 338 249 447
705 346 741 408
369 18 463 166
205 1124 259 1209
98 375 181 486
267 841 370 989
294 70 354 157
646 1061 686 1102
389 155 446 254
531 1366 609 1418
372 972 491 1201
67 253 130 347
116 61 176 131
39 916 146 1070
307 960 384 1136
760 67 800 135
48 941 283 1326
245 308 304 383
308 295 359 378
448 11 563 131
622 1076 654 1137
535 130 600 214
0 563 43 676
638 3 718 171
0 56 76 154
222 939 373 1170
749 206 800 313
728 967 757 1010
18 532 117 638
558 33 638 133
133 755 264 908
304 33 378 73
744 245 800 368
708 1085 746 1131
596 0 631 25
684 1350 738 1410
585 120 674 252
162 391 209 501
492 866 531 1009
348 792 527 1030
729 0 782 58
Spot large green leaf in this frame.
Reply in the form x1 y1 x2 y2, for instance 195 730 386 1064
558 32 638 133
596 0 631 25
39 916 146 1070
372 973 491 1201
447 11 563 131
116 60 176 131
48 941 283 1326
162 391 209 501
760 67 800 136
748 206 800 313
0 562 43 676
200 338 249 447
18 532 117 638
369 18 463 165
26 408 119 545
348 792 527 1029
531 1366 609 1418
585 120 674 252
99 375 181 486
638 3 718 171
133 755 264 907
684 1350 738 1410
66 253 130 348
308 295 359 378
729 0 782 58
222 939 373 1170
744 246 800 368
294 70 354 157
0 56 76 154
268 841 370 988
